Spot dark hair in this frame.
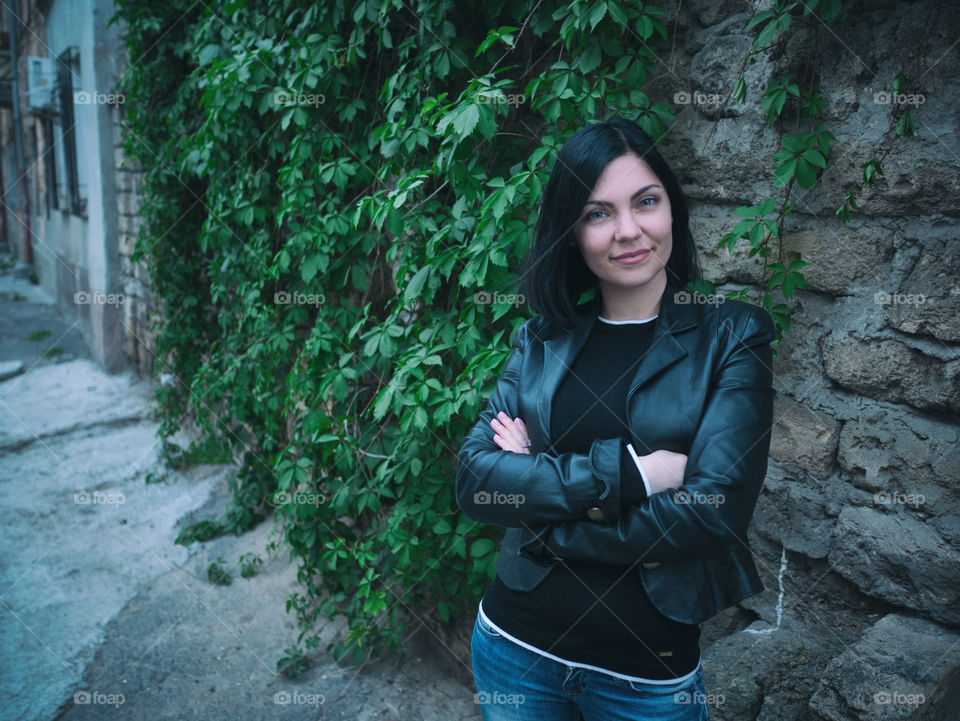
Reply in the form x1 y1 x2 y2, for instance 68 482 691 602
521 117 701 330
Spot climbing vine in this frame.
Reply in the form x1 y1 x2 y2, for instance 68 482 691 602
111 0 922 671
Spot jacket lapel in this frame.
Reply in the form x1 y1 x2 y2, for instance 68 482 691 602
538 313 595 443
627 289 697 399
536 285 699 442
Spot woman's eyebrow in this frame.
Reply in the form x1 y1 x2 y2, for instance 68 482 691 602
583 184 661 208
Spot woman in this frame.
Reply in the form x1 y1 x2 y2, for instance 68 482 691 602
456 116 775 720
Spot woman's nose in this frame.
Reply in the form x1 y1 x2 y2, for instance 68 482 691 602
615 213 641 241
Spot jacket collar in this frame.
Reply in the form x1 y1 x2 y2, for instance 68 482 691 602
537 284 698 441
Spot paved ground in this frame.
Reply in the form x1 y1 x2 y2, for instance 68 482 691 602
0 255 480 720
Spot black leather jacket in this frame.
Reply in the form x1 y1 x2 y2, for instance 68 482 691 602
456 283 776 624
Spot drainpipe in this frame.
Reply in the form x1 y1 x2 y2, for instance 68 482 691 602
7 3 31 266
0 154 6 248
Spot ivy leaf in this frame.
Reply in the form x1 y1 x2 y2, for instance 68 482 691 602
802 149 826 168
197 43 220 66
758 197 777 215
301 253 328 283
895 110 917 137
781 135 803 153
432 519 452 534
412 406 428 430
774 158 797 187
746 10 777 31
732 76 746 103
373 387 393 421
257 92 274 115
576 43 602 74
470 538 495 558
475 25 519 56
588 2 607 31
607 2 628 27
452 102 480 139
404 266 431 304
753 19 776 49
795 159 818 189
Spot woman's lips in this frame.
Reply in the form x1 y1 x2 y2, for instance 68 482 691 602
612 249 651 264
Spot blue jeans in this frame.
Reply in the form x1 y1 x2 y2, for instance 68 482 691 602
471 611 711 720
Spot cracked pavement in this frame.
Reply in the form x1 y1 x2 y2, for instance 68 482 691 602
0 261 480 720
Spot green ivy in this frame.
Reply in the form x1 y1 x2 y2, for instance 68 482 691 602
717 0 922 345
112 0 919 667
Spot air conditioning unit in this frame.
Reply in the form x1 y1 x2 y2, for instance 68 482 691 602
26 56 56 112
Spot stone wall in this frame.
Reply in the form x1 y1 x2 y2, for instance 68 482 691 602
651 1 959 719
112 35 154 377
114 99 153 377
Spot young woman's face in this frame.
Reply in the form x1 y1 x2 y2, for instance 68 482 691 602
574 153 673 302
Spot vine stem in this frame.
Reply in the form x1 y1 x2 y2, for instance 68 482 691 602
489 0 544 75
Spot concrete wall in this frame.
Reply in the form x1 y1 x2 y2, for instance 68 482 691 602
0 0 148 374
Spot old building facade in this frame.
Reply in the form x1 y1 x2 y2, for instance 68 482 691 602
0 0 151 374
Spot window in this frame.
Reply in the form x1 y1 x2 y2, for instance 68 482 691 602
42 118 57 213
56 46 81 216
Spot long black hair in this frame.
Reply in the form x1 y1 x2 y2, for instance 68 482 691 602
521 117 701 330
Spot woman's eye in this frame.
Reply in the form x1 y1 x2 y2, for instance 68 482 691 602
637 196 656 208
585 209 606 221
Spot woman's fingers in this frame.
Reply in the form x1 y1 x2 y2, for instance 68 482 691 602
493 412 524 443
491 412 531 454
491 419 522 452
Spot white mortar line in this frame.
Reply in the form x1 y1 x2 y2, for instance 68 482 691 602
744 545 787 634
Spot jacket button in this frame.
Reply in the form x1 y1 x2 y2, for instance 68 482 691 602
642 562 661 569
586 507 605 522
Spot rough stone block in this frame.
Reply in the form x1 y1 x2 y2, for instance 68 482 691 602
809 614 960 720
770 394 840 477
754 470 835 559
692 210 768 287
837 409 960 516
782 223 895 294
883 237 960 342
822 334 960 414
828 507 960 625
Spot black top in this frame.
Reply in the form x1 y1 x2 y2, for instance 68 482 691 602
481 315 701 679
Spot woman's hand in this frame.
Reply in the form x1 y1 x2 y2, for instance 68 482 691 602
491 412 532 454
640 449 688 494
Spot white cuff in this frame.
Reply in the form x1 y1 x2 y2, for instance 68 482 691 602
626 442 652 497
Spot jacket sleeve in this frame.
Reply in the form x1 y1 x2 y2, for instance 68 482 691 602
455 318 625 528
537 305 775 563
